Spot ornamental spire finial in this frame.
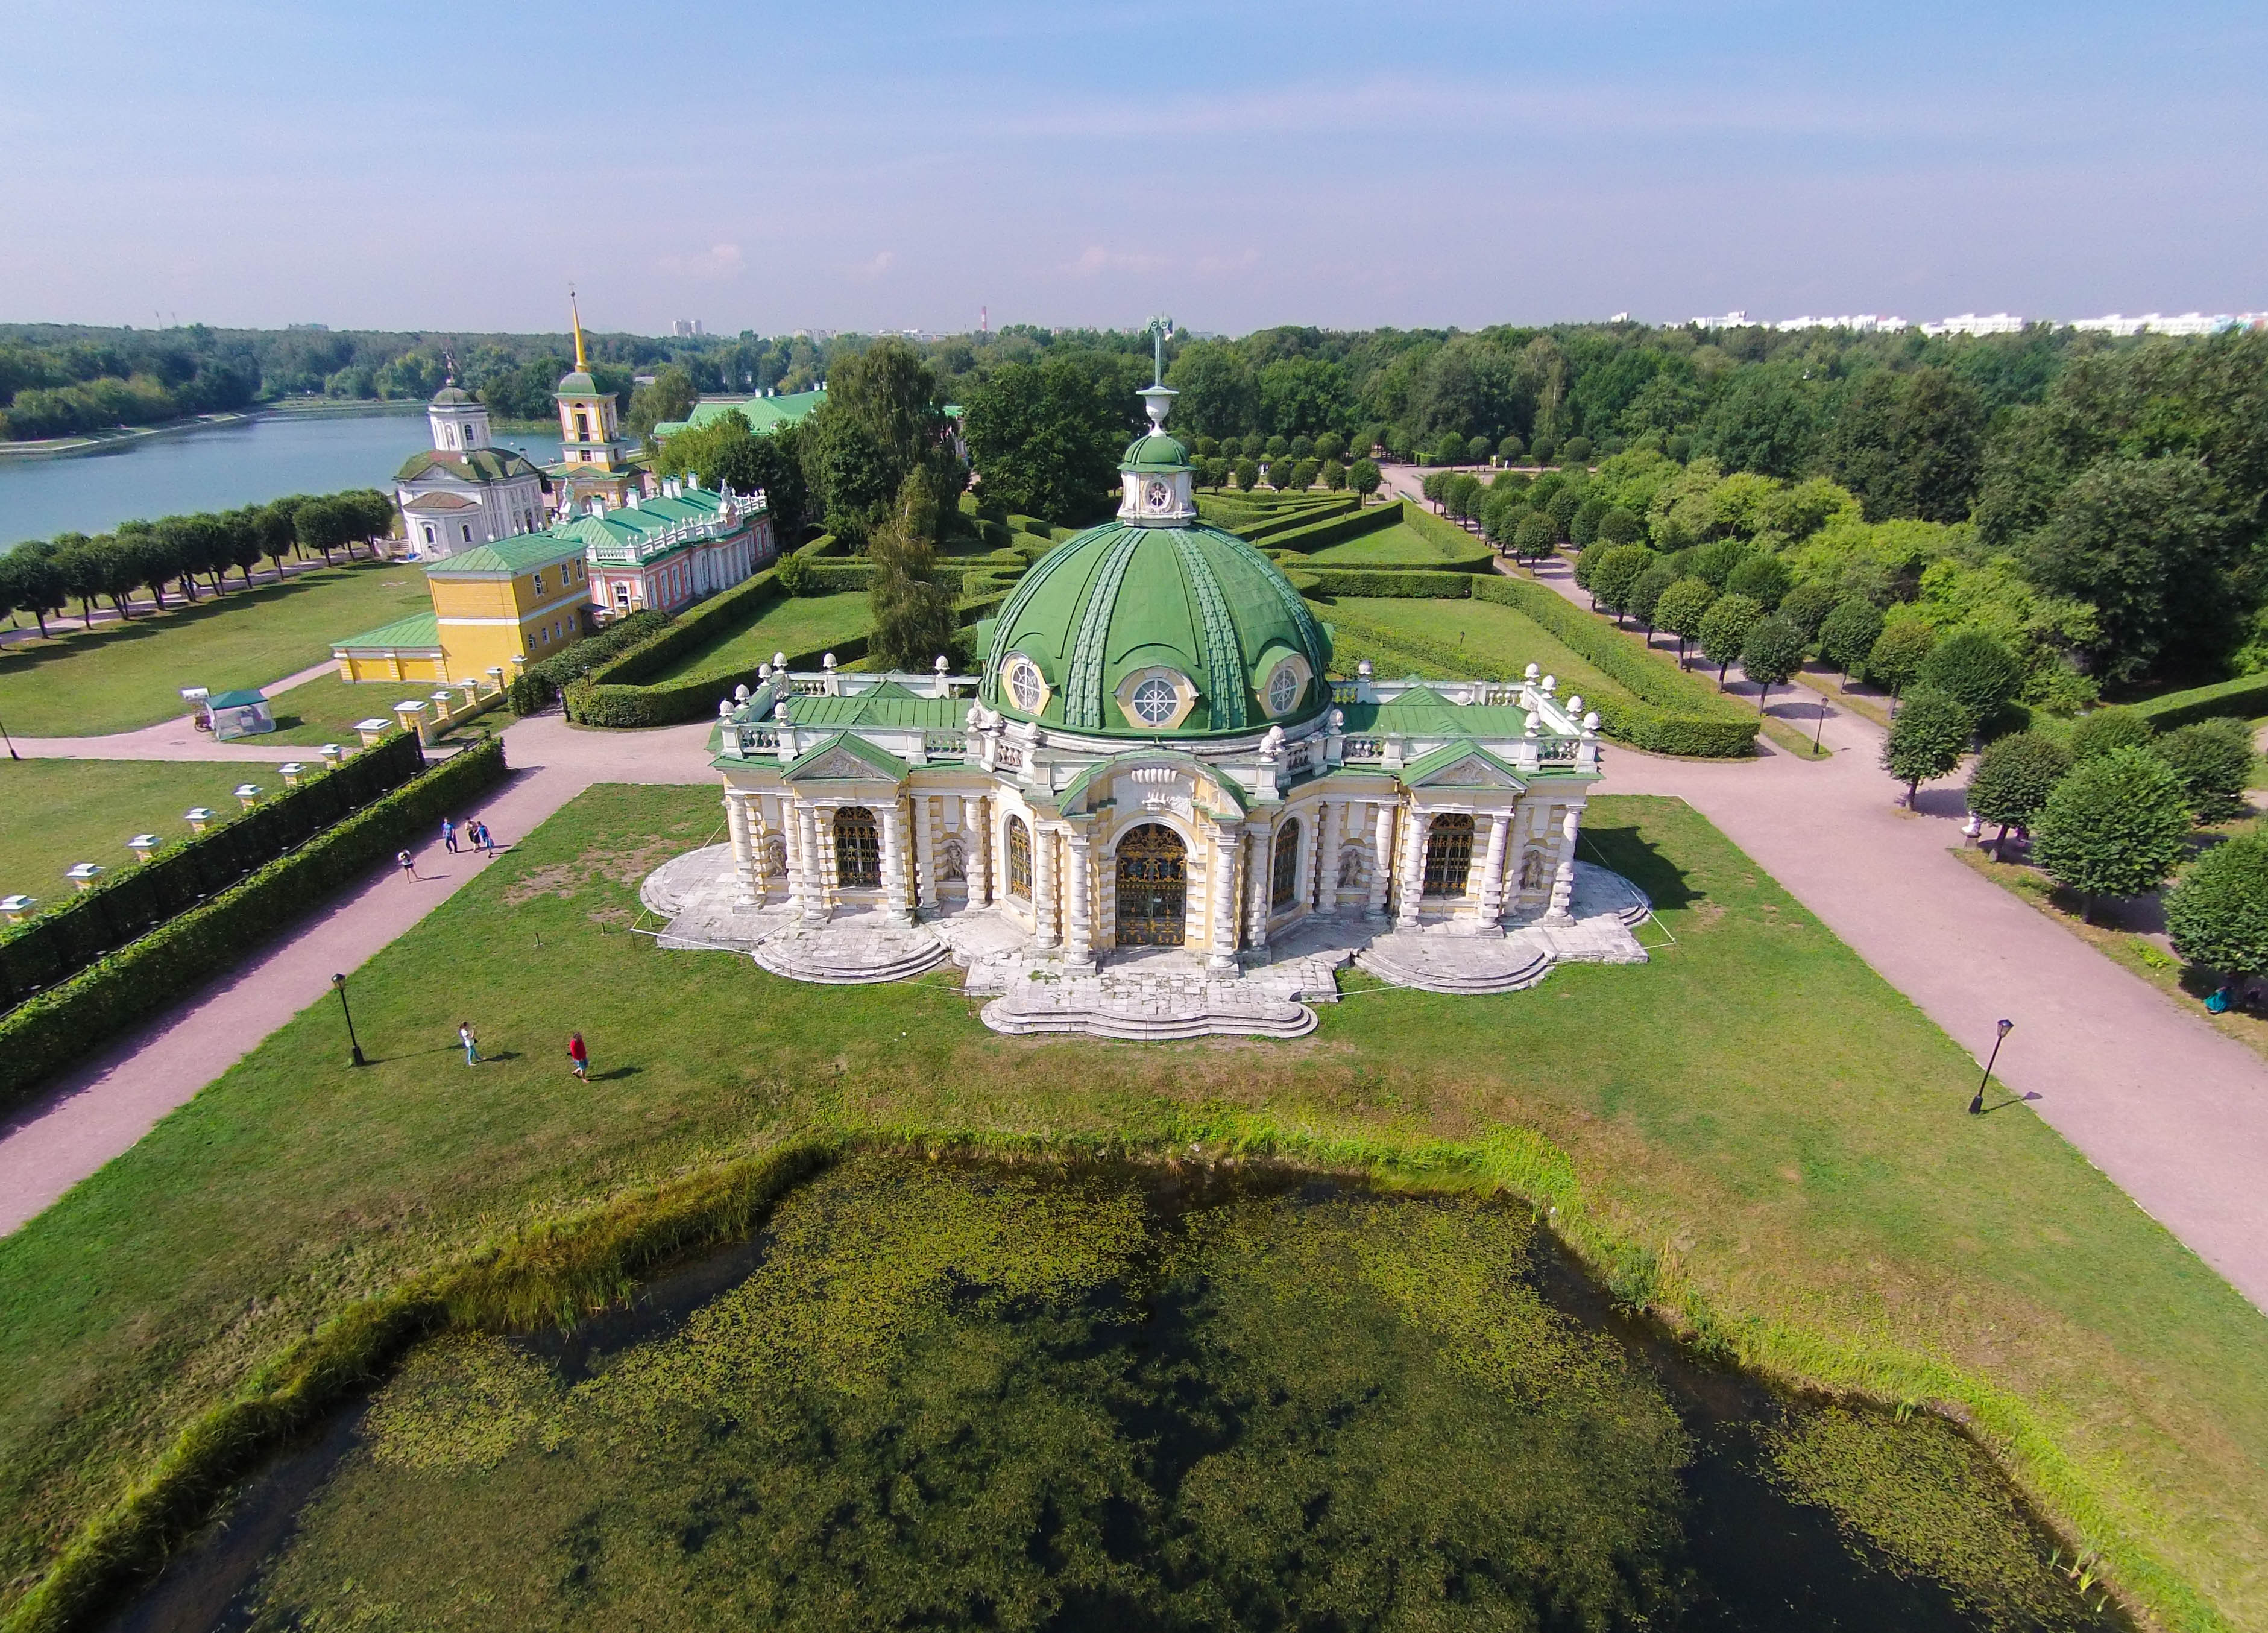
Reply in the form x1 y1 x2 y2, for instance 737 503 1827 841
570 286 588 372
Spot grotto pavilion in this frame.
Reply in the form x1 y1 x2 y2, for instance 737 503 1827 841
644 373 1649 1038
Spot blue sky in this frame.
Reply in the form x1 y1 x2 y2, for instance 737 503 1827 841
4 1 2262 336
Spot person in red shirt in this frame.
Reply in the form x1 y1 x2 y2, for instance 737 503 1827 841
567 1032 588 1080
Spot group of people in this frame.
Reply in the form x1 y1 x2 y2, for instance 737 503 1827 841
395 815 500 882
458 1022 591 1079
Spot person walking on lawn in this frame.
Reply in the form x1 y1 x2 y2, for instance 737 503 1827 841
567 1031 589 1080
442 817 458 854
459 1022 479 1065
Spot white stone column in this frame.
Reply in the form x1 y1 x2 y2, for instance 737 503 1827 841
1545 807 1580 923
782 799 805 917
879 800 911 924
798 805 827 923
1033 821 1060 948
1367 804 1394 921
1246 829 1271 952
1478 810 1511 927
913 795 937 913
1208 821 1241 971
975 797 994 906
1064 827 1094 970
1314 800 1340 913
724 792 757 905
1396 808 1430 930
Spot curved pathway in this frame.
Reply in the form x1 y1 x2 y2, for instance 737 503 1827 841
5 661 341 762
0 711 714 1234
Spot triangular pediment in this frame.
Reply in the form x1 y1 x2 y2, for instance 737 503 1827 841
1402 741 1525 789
783 731 909 783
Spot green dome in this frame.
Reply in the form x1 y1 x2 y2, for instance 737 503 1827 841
557 369 600 396
430 385 475 406
981 522 1334 738
1121 431 1189 471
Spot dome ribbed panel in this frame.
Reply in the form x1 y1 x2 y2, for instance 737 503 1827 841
1170 532 1248 730
1061 526 1144 730
1223 532 1330 668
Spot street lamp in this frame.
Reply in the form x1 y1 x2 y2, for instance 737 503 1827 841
332 971 367 1067
0 710 17 760
1969 1018 2013 1115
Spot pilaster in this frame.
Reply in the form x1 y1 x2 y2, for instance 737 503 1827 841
1245 829 1271 953
798 805 826 923
914 794 938 912
879 800 912 925
1478 809 1510 927
1545 807 1579 923
1396 807 1430 930
1033 821 1061 948
1367 804 1394 921
1064 827 1095 971
1208 820 1241 972
724 792 757 906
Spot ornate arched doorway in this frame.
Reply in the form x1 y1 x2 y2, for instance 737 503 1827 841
1116 823 1187 946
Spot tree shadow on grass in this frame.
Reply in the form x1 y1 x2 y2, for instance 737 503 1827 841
1575 822 1700 912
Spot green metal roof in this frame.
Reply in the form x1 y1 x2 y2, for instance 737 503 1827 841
1120 432 1190 472
207 689 269 708
784 687 969 730
332 611 442 652
425 536 585 576
1338 690 1532 739
394 448 543 484
556 370 601 395
980 520 1333 738
652 389 828 440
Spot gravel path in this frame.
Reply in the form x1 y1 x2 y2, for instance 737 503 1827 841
0 711 714 1234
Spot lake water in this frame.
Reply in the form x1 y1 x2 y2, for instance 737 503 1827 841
111 1155 2122 1633
0 413 563 550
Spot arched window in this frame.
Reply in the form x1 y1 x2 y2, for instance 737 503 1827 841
834 807 880 888
1422 812 1476 897
1271 818 1302 908
1005 816 1032 899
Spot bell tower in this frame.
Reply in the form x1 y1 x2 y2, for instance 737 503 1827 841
1117 315 1196 527
555 291 622 470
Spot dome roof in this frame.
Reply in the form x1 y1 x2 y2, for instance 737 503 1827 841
557 368 600 395
430 385 476 406
980 521 1333 738
1121 431 1189 472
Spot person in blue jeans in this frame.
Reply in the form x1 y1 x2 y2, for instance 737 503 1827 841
459 1022 479 1064
442 817 458 854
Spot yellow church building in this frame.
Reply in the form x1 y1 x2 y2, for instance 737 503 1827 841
332 535 591 684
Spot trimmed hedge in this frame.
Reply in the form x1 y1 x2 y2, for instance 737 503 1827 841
0 738 510 1117
1399 502 1510 570
1470 576 1759 757
1259 499 1407 555
506 608 672 713
579 573 789 689
0 733 426 1010
566 592 1013 729
2130 672 2268 730
1300 568 1478 599
1236 495 1362 542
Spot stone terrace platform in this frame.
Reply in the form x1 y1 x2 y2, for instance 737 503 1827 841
640 846 1650 1040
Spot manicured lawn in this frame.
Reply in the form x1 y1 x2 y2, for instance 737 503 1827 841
259 671 494 748
1305 521 1475 564
0 760 277 902
641 590 876 683
0 788 2263 1629
0 561 426 736
1320 594 1634 702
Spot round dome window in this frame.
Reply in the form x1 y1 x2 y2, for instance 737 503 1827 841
1266 662 1303 716
1005 655 1047 713
1130 677 1179 727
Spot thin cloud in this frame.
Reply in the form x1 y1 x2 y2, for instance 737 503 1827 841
658 243 745 280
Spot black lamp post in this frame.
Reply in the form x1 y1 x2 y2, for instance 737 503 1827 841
1969 1018 2013 1114
332 971 367 1067
0 712 17 761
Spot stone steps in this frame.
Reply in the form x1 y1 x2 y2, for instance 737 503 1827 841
752 927 949 985
981 993 1317 1040
1354 938 1553 994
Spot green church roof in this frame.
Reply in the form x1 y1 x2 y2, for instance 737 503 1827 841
556 370 601 396
394 447 543 484
980 520 1333 738
651 389 828 441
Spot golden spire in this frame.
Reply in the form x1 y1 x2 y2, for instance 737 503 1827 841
570 286 588 372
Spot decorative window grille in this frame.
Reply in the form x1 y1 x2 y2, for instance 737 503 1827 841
833 807 880 888
1422 813 1476 897
1006 816 1032 899
1271 818 1302 908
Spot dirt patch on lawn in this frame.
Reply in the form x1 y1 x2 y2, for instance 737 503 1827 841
503 839 685 905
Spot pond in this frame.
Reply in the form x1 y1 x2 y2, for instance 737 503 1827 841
0 413 562 549
112 1154 2122 1632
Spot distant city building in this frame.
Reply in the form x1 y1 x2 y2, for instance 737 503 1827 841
672 318 706 336
2067 312 2266 336
394 372 546 560
1772 314 1908 333
1688 311 1750 328
1921 313 2027 337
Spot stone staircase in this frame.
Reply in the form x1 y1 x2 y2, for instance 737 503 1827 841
981 974 1318 1040
751 918 950 984
1355 930 1554 994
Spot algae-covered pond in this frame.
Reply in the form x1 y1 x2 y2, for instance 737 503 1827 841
121 1155 2122 1632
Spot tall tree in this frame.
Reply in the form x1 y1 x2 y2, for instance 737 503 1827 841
867 469 960 671
963 358 1129 525
1965 731 2071 857
2166 832 2268 997
1880 686 1973 806
2029 746 2193 921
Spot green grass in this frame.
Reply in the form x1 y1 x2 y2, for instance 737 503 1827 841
257 671 495 748
640 590 875 684
0 562 426 737
1321 595 1632 701
1306 520 1476 564
0 788 2263 1629
0 760 279 901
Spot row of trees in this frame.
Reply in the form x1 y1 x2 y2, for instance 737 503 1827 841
1195 456 1382 497
0 490 395 633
